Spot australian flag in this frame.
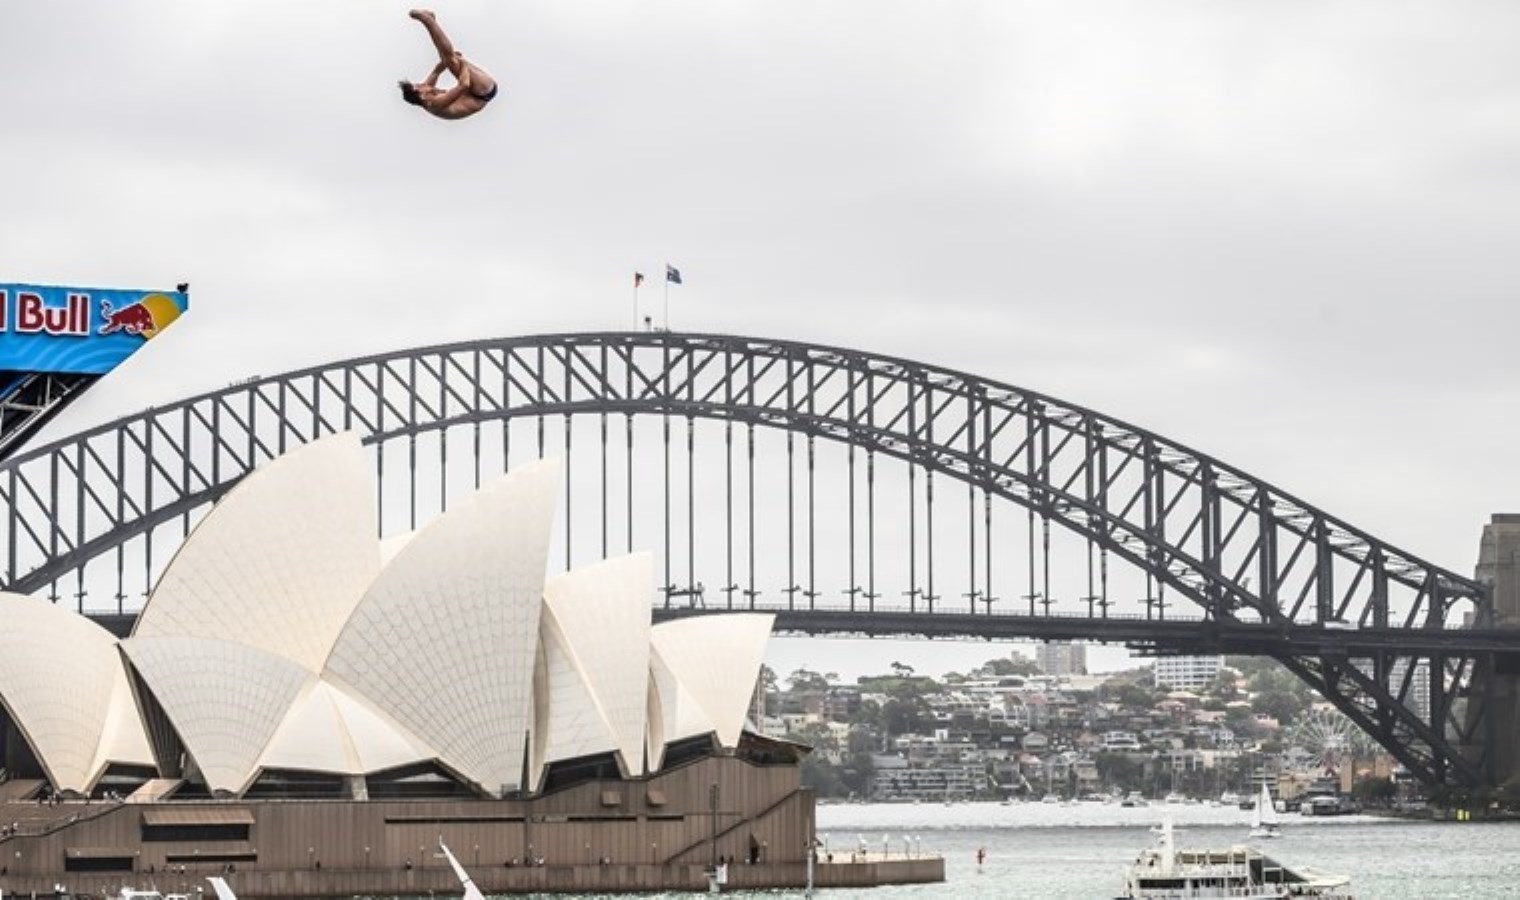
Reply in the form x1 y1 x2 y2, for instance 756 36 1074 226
665 264 683 285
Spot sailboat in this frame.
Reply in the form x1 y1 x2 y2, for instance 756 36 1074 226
1248 783 1281 839
439 837 487 900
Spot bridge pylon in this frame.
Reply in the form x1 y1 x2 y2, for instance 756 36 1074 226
1473 514 1520 788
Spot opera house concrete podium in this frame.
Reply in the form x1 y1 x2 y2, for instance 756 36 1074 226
0 435 941 895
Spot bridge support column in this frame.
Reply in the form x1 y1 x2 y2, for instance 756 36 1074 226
1474 514 1520 787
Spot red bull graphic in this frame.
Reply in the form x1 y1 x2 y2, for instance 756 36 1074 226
0 283 189 375
98 294 182 338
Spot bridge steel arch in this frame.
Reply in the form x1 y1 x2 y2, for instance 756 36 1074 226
0 332 1509 789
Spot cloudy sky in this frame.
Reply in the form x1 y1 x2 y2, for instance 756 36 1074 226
5 2 1519 681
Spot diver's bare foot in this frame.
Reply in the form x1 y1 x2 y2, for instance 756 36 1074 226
409 9 435 22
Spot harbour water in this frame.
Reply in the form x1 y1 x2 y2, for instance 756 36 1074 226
627 801 1520 899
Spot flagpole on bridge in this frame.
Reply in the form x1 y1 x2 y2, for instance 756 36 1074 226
663 264 682 332
633 272 644 330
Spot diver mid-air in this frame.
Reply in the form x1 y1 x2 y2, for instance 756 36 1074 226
397 9 499 121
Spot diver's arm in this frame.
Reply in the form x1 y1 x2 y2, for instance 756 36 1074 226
430 63 472 107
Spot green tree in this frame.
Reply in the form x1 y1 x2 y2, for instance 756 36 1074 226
850 698 882 728
794 721 838 750
1203 671 1240 702
800 752 846 796
1094 752 1142 792
881 696 928 736
846 727 879 754
1102 681 1159 711
1252 690 1307 725
1245 665 1312 703
980 655 1041 677
1352 776 1396 806
787 668 830 692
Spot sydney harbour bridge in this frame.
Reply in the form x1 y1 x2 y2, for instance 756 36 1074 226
1 332 1517 791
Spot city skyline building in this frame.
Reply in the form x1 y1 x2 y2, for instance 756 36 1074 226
1035 641 1088 677
1153 655 1225 691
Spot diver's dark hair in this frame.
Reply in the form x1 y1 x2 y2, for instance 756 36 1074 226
398 80 422 106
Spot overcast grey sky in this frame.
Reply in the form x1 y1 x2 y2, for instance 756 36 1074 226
5 2 1519 680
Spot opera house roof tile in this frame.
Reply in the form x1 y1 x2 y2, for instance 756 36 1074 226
121 636 311 796
0 594 151 794
324 457 560 796
540 553 654 776
133 434 380 672
651 615 774 748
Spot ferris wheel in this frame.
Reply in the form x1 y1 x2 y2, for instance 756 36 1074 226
1287 707 1374 774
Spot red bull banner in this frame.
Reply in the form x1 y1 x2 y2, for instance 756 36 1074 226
0 283 189 375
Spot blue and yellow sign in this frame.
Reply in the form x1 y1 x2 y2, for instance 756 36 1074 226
0 283 189 375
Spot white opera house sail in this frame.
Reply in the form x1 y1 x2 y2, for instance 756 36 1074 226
0 433 773 800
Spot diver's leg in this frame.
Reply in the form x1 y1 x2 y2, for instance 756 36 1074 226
410 10 461 72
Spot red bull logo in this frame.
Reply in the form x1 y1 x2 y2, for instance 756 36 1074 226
99 300 155 336
96 294 182 340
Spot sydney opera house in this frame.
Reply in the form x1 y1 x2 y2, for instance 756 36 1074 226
0 435 937 895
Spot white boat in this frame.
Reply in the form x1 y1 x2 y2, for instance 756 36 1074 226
1250 783 1282 839
1163 792 1187 805
1040 793 1061 804
439 836 487 900
1119 819 1353 899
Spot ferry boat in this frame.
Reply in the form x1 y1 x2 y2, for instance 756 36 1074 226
1119 819 1353 899
1302 793 1360 816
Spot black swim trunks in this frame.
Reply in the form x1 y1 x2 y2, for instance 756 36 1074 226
474 83 499 103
